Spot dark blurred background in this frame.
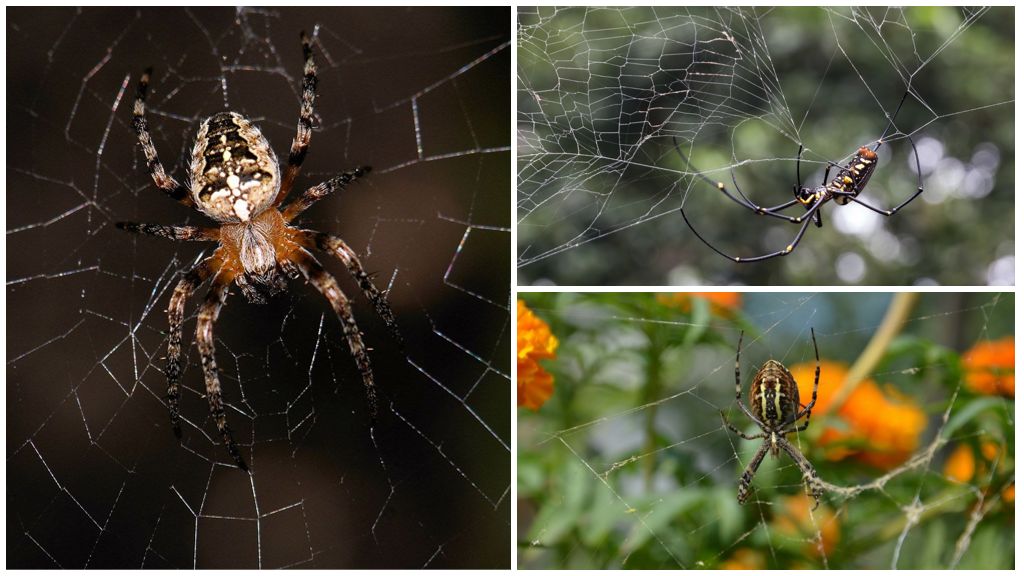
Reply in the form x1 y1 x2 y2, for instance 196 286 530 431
517 7 1014 286
8 7 509 568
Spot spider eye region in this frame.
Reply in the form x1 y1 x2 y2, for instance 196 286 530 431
190 112 280 222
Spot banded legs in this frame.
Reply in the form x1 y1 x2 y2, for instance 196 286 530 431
274 30 319 206
282 166 372 222
133 68 193 206
301 230 403 349
786 328 819 432
737 441 770 504
195 277 248 470
290 248 380 420
779 437 823 510
116 222 219 242
166 258 215 437
723 329 823 507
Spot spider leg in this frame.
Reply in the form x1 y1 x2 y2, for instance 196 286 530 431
785 327 820 429
874 89 912 149
778 436 823 510
133 68 193 206
796 144 804 186
299 230 404 349
733 331 770 425
737 440 770 504
281 167 373 222
721 411 763 441
166 257 216 438
674 137 799 223
116 222 219 241
682 200 819 263
290 248 379 420
195 276 247 470
273 31 318 207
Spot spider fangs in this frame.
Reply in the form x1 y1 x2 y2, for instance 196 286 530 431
722 330 823 509
117 31 402 470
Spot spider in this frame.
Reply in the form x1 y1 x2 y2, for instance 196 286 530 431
678 90 924 262
722 329 823 509
117 31 402 471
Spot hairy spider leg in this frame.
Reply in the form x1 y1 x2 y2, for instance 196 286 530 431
737 441 770 504
731 331 768 426
166 258 216 437
300 230 404 349
195 277 248 470
132 68 193 207
290 248 380 421
115 222 220 241
274 31 318 207
721 411 762 441
281 166 372 222
778 436 823 510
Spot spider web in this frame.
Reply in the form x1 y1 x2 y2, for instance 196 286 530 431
517 6 1014 286
517 292 1014 569
7 7 510 568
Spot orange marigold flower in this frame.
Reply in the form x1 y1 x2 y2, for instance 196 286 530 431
657 292 741 316
1003 483 1014 503
773 494 840 558
517 300 558 410
944 443 976 483
944 439 1006 485
789 360 926 470
720 547 765 570
981 440 1003 462
963 337 1014 397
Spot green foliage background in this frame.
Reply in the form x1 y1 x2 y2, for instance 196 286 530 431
517 7 1014 286
517 292 1014 569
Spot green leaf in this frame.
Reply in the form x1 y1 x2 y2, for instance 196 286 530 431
943 396 1006 439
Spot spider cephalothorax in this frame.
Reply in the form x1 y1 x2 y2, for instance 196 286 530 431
678 91 923 262
723 330 823 508
118 31 401 470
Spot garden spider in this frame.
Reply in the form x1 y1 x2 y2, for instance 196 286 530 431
679 91 924 263
117 31 402 470
722 330 823 509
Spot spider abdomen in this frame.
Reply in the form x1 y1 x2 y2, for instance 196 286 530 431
831 146 878 205
749 360 801 430
190 112 280 223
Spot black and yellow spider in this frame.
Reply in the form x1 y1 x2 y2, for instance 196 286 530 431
722 330 823 508
679 91 924 262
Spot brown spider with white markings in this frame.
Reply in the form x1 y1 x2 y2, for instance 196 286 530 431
118 31 402 471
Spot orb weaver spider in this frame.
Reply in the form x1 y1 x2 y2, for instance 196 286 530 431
679 90 924 263
722 329 823 509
